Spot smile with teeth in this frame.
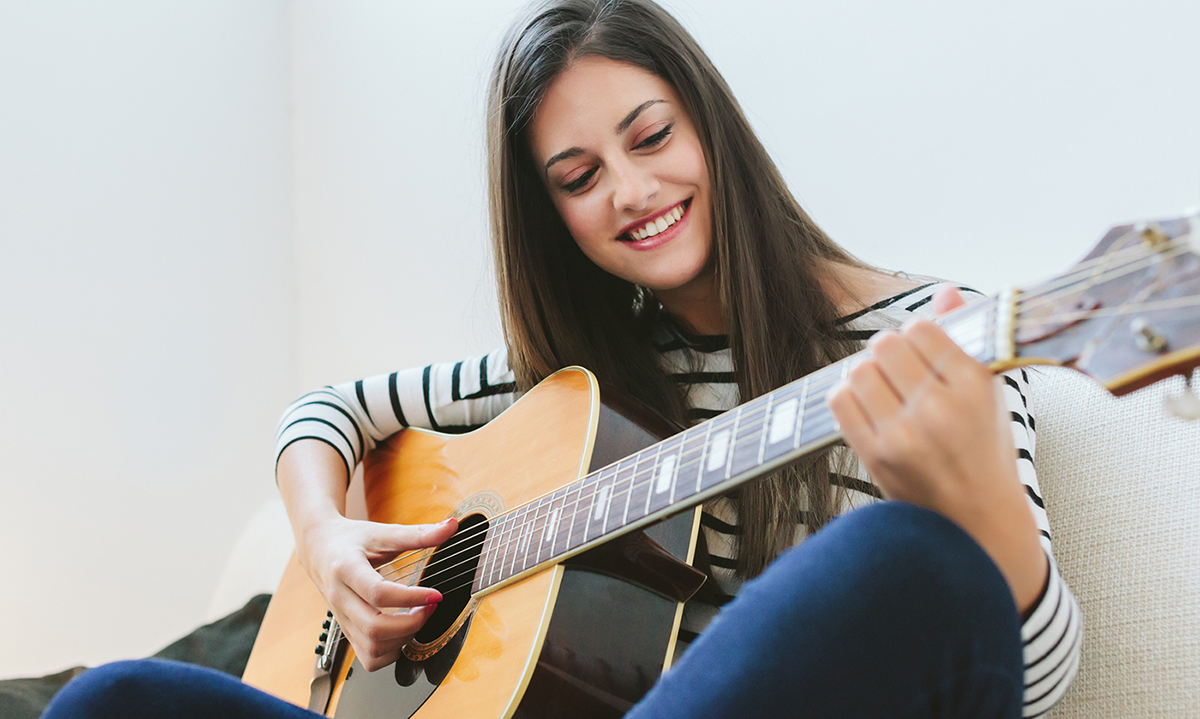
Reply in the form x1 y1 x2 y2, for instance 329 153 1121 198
627 202 687 241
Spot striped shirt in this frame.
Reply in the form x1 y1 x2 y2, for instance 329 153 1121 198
276 283 1081 716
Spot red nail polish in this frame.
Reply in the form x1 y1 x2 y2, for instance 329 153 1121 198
428 591 443 603
425 603 438 612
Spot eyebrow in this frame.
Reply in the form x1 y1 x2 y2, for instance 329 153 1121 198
543 98 666 175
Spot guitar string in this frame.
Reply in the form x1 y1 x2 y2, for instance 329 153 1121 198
377 404 783 586
372 231 1199 585
374 278 1085 583
1009 232 1195 317
369 367 842 579
1006 225 1156 308
374 286 1107 586
1004 221 1192 315
377 358 863 583
373 302 1001 581
375 384 827 585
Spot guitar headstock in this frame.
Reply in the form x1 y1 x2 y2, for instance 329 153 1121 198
1012 210 1200 395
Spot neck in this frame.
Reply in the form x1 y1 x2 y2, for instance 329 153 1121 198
655 268 725 335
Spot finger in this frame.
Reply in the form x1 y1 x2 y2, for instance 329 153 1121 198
844 358 904 427
349 607 435 671
931 284 966 316
828 380 876 451
343 558 443 611
867 330 934 400
366 518 458 556
899 318 973 382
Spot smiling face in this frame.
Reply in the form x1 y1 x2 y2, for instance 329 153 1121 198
527 56 714 309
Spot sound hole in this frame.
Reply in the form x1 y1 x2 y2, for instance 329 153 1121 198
414 513 487 644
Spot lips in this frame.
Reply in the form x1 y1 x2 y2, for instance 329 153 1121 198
619 199 691 242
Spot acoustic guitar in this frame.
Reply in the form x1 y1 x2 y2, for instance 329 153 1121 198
244 211 1200 718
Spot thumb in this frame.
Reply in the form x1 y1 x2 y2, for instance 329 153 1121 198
931 284 966 316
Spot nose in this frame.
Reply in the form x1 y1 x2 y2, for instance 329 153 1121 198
609 156 660 214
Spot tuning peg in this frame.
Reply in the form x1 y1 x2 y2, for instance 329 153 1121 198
1164 375 1200 420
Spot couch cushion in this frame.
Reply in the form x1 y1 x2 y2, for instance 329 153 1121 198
1030 367 1200 717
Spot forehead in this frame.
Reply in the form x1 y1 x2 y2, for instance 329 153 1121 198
528 56 679 162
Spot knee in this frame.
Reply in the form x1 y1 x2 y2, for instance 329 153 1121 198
44 660 165 719
815 501 1022 651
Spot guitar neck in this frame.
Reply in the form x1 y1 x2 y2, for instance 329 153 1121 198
472 295 1005 594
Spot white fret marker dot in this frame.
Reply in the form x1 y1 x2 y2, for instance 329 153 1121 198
654 454 677 494
593 486 610 521
768 398 799 444
707 430 730 471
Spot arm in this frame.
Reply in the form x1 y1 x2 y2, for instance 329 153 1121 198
829 289 1081 716
274 348 519 671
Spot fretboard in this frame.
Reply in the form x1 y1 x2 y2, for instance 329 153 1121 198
471 295 1002 594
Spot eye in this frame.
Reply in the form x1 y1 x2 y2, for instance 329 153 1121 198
562 167 597 193
634 123 673 150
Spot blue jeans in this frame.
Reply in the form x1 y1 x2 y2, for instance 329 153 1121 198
44 502 1023 719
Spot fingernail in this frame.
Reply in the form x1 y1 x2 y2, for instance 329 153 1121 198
425 603 438 613
428 590 443 603
439 518 456 526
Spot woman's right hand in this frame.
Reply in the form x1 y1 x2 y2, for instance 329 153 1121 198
276 439 456 672
295 514 456 671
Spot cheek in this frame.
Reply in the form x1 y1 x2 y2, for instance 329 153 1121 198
556 197 608 254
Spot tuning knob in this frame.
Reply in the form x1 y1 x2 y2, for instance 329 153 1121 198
1131 319 1167 354
322 620 331 630
319 632 328 642
314 645 324 655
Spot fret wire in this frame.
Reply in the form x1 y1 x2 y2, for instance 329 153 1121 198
756 391 775 465
474 537 487 592
620 451 644 526
640 442 666 519
545 488 567 560
555 483 579 556
493 511 513 587
600 465 619 537
668 435 686 505
723 406 745 480
793 374 811 450
516 502 533 574
695 420 713 494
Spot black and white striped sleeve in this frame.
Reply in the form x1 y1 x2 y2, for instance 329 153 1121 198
274 347 520 482
1002 368 1083 717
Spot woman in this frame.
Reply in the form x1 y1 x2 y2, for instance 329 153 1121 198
45 1 1080 717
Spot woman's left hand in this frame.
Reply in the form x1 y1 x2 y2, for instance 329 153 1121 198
828 286 1049 614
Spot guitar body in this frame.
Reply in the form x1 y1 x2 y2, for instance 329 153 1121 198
244 368 704 718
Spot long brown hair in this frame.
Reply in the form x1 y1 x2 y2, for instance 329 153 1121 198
487 0 862 578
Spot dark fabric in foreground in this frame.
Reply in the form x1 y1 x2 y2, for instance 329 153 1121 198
39 502 1023 719
0 593 270 719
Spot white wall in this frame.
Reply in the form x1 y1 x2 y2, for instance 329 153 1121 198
0 2 295 677
2 0 1197 681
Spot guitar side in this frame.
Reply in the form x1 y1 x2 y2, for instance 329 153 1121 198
244 367 703 718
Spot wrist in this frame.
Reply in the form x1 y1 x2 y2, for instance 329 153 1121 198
952 482 1048 614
